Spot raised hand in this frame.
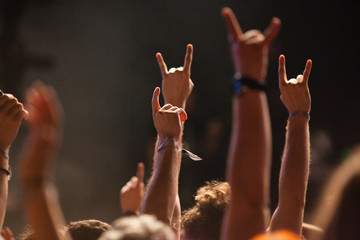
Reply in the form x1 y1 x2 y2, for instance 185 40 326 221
222 7 281 83
151 87 187 142
1 227 15 240
120 162 145 215
278 55 312 113
156 44 194 109
19 81 63 184
0 92 28 153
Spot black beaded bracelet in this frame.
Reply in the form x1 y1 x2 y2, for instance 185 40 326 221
233 76 266 97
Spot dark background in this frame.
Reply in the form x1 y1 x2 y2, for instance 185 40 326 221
1 0 359 236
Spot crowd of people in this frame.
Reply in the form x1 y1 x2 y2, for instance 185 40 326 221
0 6 358 240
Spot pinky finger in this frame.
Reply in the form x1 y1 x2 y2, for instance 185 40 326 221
183 44 193 73
302 59 312 86
15 109 28 122
175 108 187 122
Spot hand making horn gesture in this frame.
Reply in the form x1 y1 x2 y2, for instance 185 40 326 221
222 7 281 83
278 54 312 115
156 44 194 109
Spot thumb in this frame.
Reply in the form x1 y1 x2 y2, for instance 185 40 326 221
151 87 161 114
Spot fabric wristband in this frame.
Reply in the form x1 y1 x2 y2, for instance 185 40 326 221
233 76 266 97
157 138 202 161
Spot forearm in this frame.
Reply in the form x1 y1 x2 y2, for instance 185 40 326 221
0 175 8 230
141 139 180 225
223 91 272 240
270 115 310 234
22 182 68 240
171 195 181 240
0 156 9 229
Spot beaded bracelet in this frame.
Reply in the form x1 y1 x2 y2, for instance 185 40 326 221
289 111 310 120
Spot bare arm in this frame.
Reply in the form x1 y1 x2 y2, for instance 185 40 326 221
19 82 70 240
142 45 193 237
220 7 280 240
270 55 312 235
0 92 27 229
141 88 187 227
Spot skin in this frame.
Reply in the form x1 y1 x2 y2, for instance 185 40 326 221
156 44 194 109
142 45 193 239
270 55 312 236
222 8 280 82
220 7 280 240
19 82 70 240
1 227 15 240
0 92 27 229
141 87 186 228
120 162 145 215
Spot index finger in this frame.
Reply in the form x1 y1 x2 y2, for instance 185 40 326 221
302 59 312 86
156 52 168 77
221 7 243 41
183 44 193 73
151 87 161 114
136 162 145 183
278 54 288 87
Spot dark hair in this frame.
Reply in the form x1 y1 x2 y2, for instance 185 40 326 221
18 225 36 240
66 219 112 240
181 180 230 240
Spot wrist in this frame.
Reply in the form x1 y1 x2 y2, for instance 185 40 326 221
0 149 9 160
157 137 181 152
288 111 310 121
158 134 180 143
0 145 10 154
165 100 186 109
234 70 265 83
232 75 266 97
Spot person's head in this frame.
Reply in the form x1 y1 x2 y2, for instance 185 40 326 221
19 219 111 240
181 180 230 240
18 225 66 240
251 230 301 240
98 214 175 240
65 219 112 240
18 225 35 240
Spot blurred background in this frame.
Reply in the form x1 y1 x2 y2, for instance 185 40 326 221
1 0 359 236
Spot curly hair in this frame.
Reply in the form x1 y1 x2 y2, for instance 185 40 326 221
98 214 175 240
181 180 230 240
66 219 112 240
